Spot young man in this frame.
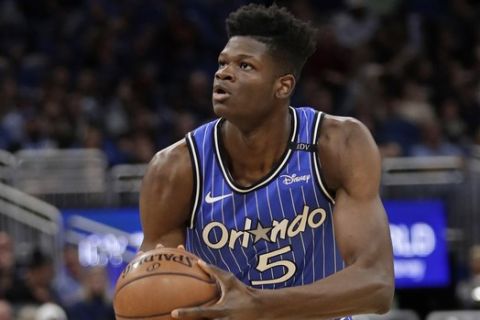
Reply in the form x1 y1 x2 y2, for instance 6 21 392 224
140 4 394 320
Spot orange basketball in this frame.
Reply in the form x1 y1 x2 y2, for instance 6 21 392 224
113 247 220 320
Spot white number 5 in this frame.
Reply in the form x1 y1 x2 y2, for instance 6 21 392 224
251 245 297 286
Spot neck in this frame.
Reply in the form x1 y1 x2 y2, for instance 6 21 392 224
221 106 292 187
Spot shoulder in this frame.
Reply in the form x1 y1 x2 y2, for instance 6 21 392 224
317 114 380 191
153 139 191 166
320 114 370 145
142 139 192 188
318 114 376 162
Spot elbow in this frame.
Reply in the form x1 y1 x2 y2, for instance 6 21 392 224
355 259 395 314
374 286 394 314
370 272 395 314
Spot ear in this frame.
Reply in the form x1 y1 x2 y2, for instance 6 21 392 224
275 74 296 99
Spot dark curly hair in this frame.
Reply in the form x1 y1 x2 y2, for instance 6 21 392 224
226 4 317 78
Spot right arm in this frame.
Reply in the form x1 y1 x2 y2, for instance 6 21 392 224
139 139 193 251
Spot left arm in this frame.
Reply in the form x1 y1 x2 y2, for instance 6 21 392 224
173 117 394 320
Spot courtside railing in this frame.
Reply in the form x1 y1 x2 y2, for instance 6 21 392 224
0 181 62 266
12 148 108 207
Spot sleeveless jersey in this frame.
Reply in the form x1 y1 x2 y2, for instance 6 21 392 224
185 107 351 320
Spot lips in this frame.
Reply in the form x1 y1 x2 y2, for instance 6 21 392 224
213 84 231 102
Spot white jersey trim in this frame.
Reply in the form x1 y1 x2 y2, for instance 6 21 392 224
312 112 336 204
186 132 202 228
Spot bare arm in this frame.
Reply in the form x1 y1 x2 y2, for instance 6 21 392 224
257 116 394 319
139 139 193 251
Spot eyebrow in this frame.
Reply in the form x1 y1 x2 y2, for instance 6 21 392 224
218 53 257 60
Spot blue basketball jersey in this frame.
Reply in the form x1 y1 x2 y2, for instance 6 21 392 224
185 107 351 320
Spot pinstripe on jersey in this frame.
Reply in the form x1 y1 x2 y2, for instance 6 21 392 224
185 107 351 319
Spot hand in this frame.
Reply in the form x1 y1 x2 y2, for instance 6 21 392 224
171 261 261 320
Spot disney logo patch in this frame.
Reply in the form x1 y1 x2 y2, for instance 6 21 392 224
280 173 311 186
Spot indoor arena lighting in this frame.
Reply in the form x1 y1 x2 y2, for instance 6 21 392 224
472 286 480 302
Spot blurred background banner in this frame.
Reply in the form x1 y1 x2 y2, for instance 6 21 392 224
386 200 449 289
58 201 451 292
61 207 142 286
0 0 479 319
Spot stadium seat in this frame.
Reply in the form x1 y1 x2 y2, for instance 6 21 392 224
0 150 16 183
353 309 420 320
13 148 108 195
426 310 480 320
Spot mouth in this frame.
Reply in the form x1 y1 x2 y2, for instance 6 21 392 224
213 85 231 102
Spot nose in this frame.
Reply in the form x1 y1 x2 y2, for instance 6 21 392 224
215 65 235 81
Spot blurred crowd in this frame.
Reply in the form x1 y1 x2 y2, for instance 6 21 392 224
0 232 114 320
0 0 479 166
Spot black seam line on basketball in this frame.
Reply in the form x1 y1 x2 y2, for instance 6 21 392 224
115 272 217 299
115 295 219 319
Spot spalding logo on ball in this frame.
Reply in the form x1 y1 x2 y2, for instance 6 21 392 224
114 247 220 320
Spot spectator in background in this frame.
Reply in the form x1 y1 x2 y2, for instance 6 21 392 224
0 78 25 151
170 111 197 143
296 77 334 114
440 97 468 145
184 69 215 122
410 119 464 157
16 305 38 320
332 0 379 49
475 127 480 146
104 79 134 140
53 244 85 308
0 232 21 299
131 131 156 164
0 300 12 320
67 266 114 320
6 248 59 306
395 80 436 126
376 94 420 157
457 245 480 309
35 303 67 320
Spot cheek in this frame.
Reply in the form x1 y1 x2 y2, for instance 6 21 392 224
240 79 275 101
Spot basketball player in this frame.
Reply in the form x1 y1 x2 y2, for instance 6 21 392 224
139 4 394 320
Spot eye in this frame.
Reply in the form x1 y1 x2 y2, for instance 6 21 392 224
218 60 226 69
239 62 253 70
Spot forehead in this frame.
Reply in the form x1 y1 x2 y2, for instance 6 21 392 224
220 36 271 60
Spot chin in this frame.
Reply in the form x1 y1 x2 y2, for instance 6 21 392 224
212 100 252 126
212 103 230 119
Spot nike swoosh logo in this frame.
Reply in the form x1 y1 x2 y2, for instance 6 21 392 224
205 192 233 204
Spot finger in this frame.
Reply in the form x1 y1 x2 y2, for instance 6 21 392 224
171 306 225 319
177 244 185 250
197 260 233 302
155 243 165 248
198 260 231 281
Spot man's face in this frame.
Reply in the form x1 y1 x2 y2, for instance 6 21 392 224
0 233 13 270
212 36 281 124
29 263 54 287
